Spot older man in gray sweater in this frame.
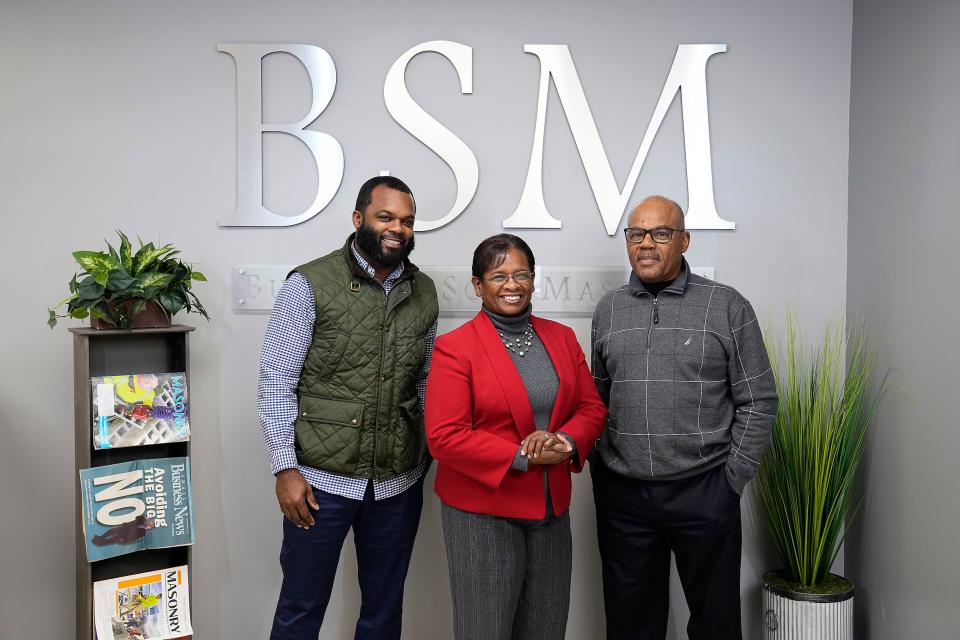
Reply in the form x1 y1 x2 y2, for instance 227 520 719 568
590 196 778 640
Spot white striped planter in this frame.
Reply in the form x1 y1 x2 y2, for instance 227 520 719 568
762 572 854 640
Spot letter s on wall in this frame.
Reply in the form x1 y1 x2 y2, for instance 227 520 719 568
384 41 478 232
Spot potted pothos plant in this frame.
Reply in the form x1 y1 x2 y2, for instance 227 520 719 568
756 314 888 639
48 231 210 330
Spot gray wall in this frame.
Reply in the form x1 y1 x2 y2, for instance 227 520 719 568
846 0 960 637
0 1 853 638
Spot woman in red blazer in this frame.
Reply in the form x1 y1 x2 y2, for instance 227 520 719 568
425 234 607 640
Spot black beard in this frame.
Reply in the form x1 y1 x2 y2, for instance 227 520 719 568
355 221 415 269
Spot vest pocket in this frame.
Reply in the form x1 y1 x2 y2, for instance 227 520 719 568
294 395 364 474
389 403 423 474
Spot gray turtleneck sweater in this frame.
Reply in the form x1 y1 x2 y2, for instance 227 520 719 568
483 307 575 472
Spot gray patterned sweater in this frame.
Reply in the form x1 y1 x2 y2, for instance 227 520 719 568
591 261 778 495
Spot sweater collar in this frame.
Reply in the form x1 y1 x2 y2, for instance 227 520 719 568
628 258 689 296
482 305 532 334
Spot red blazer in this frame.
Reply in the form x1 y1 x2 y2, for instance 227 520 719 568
425 312 607 519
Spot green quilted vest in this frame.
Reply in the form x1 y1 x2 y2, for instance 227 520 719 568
290 236 439 479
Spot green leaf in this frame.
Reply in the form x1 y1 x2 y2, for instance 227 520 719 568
170 261 190 283
158 291 186 316
133 241 154 271
70 308 90 319
118 231 133 271
106 242 121 267
72 251 114 279
105 268 136 293
188 290 211 321
51 292 79 309
76 277 106 303
90 302 111 322
137 272 174 290
131 299 148 318
112 289 146 302
47 309 58 329
191 271 207 282
134 243 179 274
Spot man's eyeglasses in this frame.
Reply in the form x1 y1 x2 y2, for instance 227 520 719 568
485 271 534 285
623 227 686 244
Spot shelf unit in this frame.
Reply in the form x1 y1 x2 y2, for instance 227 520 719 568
71 325 194 640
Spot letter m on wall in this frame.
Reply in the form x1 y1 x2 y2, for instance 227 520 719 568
505 44 734 234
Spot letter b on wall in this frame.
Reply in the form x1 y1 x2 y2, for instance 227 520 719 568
218 44 344 227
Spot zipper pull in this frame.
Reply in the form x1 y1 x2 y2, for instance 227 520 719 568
653 297 659 324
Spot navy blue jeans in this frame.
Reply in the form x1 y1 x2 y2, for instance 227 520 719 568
270 477 425 640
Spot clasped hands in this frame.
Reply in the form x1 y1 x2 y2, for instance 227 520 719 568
520 430 574 465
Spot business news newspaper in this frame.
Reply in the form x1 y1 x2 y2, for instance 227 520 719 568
94 565 192 640
80 457 194 561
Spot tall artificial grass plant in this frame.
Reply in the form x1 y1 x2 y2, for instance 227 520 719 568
756 314 888 590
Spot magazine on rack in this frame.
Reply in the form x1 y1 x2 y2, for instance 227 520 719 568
91 372 190 449
93 565 192 640
80 457 194 562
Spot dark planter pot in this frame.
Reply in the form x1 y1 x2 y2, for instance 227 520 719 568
91 299 171 330
762 570 854 639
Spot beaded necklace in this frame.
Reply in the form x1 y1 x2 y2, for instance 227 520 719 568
499 323 534 357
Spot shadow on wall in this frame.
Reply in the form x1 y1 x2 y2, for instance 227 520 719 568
0 380 77 638
843 371 903 640
192 326 229 637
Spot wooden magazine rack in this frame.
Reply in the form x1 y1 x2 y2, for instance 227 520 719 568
71 325 194 640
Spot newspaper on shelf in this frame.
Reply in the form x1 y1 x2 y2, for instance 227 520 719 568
80 457 194 562
93 565 192 640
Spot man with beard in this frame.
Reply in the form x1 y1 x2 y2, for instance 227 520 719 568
259 176 438 639
590 196 777 639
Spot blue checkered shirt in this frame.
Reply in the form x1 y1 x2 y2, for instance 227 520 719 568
258 243 436 501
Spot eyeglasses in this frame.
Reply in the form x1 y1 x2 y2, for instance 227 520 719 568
485 271 534 285
623 226 686 244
